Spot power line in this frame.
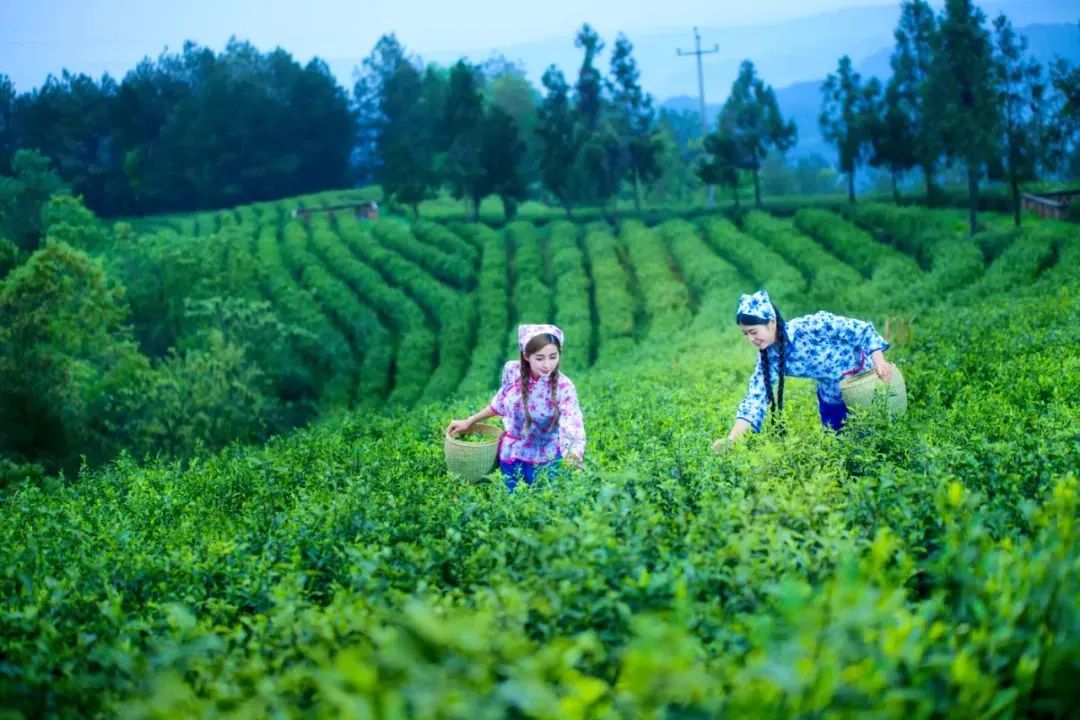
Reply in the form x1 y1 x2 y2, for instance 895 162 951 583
677 27 719 207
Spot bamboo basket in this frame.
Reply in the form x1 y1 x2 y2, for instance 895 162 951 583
444 423 504 482
840 365 908 415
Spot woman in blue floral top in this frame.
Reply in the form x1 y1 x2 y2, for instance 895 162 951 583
716 289 895 448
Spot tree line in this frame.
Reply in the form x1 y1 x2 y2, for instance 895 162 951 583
0 27 686 221
810 0 1077 232
3 5 1077 225
304 25 667 221
0 40 354 217
701 1 1080 233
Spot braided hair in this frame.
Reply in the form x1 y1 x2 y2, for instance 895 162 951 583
520 333 561 431
737 306 787 425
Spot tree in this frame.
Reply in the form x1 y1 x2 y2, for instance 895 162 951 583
0 75 16 172
890 0 940 205
108 228 210 357
288 58 355 198
536 66 578 216
0 240 151 472
0 149 67 252
152 41 353 210
378 57 439 216
12 72 120 213
130 295 301 458
353 34 409 184
820 56 880 203
1051 52 1080 173
717 61 797 208
484 56 541 192
574 25 605 132
571 24 623 217
0 239 20 280
7 40 354 216
651 109 704 205
111 53 195 214
869 78 918 204
926 0 1000 235
14 71 121 215
698 132 742 206
481 105 528 221
440 61 488 219
992 14 1047 227
609 34 662 213
576 123 623 219
134 335 273 461
793 153 840 195
41 194 110 253
484 57 540 133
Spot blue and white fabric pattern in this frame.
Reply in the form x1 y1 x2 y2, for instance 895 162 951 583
737 289 775 321
736 311 890 431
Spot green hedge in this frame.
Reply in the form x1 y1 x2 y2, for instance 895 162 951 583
699 216 807 314
547 220 593 372
621 220 693 338
456 224 511 396
583 223 637 364
2 206 1079 719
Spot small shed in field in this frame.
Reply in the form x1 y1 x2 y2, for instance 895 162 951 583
291 201 379 225
1020 190 1080 220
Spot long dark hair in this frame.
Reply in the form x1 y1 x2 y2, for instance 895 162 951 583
737 306 786 425
520 333 561 431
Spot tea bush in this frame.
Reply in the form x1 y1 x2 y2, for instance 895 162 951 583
2 201 1077 718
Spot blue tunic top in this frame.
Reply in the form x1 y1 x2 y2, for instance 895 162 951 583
737 311 890 431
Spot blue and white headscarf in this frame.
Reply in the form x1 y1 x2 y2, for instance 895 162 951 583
736 290 775 321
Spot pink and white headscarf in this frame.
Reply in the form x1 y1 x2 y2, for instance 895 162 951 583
518 323 564 353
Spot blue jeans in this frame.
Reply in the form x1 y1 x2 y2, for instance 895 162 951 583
818 389 849 432
500 453 563 492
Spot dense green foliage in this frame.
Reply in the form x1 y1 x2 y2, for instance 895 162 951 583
1 7 1077 711
1 195 1078 717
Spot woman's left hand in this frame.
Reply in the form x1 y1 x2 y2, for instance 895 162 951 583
446 419 473 437
873 356 893 382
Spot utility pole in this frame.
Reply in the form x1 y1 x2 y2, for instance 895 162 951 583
678 27 719 206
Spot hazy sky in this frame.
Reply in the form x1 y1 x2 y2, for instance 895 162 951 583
1 0 900 91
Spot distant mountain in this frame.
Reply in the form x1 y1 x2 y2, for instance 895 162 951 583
856 21 1080 80
662 20 1080 160
324 0 1079 101
418 4 904 100
322 2 1079 159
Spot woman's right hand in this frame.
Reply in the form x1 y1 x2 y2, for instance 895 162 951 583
721 419 753 448
446 419 473 437
711 437 733 455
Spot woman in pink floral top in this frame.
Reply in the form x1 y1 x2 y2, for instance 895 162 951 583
446 324 586 490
